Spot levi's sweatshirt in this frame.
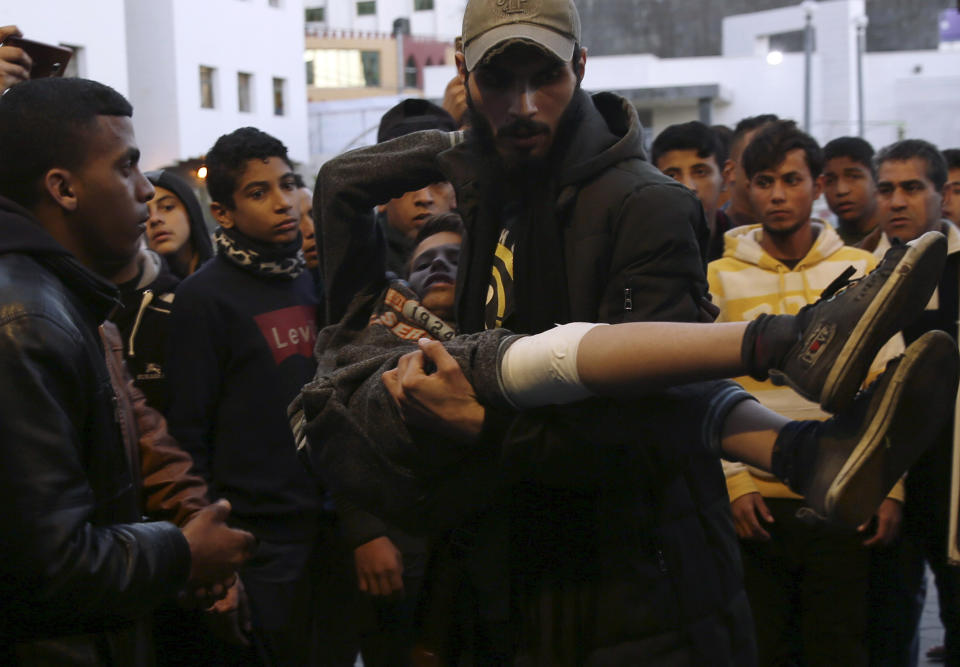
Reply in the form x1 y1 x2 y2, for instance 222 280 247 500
165 254 322 541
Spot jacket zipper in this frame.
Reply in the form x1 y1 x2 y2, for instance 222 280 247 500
624 287 633 312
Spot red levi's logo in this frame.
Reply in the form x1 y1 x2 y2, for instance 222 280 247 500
253 305 318 365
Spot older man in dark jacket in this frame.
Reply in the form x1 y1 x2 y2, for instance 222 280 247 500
0 78 253 666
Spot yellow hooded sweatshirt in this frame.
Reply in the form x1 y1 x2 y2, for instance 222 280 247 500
708 222 904 502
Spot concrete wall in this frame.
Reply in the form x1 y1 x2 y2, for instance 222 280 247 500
1 0 130 94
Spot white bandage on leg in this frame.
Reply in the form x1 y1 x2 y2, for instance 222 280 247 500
499 322 608 409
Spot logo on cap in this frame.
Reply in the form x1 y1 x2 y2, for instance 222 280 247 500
497 0 529 15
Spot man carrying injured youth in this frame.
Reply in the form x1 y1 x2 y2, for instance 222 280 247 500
293 204 955 543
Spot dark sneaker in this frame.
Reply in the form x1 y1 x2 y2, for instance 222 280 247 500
798 330 958 527
770 230 947 412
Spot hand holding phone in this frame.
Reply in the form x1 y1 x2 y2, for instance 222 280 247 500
0 29 73 84
0 25 32 90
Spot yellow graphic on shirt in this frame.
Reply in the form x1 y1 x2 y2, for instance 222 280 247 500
485 228 515 329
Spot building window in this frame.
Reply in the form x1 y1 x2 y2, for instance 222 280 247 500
237 72 253 112
357 1 376 16
414 0 434 9
199 66 216 109
305 7 325 22
361 51 380 86
404 55 417 88
272 77 286 115
305 57 315 85
304 49 382 87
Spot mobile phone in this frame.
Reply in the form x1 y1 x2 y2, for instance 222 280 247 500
1 36 73 78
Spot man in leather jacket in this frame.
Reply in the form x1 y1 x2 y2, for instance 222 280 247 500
0 77 255 666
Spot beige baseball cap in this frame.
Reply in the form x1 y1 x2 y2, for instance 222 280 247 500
461 0 582 72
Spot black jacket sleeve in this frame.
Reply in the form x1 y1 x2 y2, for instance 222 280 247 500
315 129 461 324
0 312 189 640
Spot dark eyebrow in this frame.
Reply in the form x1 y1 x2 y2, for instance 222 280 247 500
155 194 176 205
242 180 270 193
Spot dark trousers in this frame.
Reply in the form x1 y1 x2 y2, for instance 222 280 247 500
740 498 869 667
870 510 960 667
155 531 360 667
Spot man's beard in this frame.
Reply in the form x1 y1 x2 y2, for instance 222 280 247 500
761 216 809 239
463 82 583 186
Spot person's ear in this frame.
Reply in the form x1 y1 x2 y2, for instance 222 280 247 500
576 47 587 82
210 201 234 229
812 174 824 200
722 159 736 188
43 169 78 212
455 51 468 84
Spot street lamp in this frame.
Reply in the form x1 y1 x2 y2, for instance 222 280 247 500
854 14 869 137
802 0 815 133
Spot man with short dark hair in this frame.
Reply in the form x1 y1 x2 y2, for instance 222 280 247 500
0 77 253 665
869 139 960 666
709 119 903 666
652 120 731 260
822 136 883 250
723 114 780 228
942 148 960 226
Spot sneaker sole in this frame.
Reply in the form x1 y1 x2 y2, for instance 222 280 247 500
819 232 946 412
825 330 958 526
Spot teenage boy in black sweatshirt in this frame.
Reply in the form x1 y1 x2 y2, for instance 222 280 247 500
165 128 348 666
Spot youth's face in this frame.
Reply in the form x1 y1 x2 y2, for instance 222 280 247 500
748 148 821 237
381 182 456 241
943 167 960 226
407 231 461 320
877 158 942 243
214 157 300 244
655 149 723 220
298 187 318 269
146 186 192 256
458 43 584 168
822 156 877 226
70 115 154 274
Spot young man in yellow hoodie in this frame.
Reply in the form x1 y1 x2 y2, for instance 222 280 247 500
708 120 903 666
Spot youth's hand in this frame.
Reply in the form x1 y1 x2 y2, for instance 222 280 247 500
0 26 31 92
731 492 773 541
206 576 252 646
354 536 404 597
860 498 902 547
382 339 485 442
180 499 256 587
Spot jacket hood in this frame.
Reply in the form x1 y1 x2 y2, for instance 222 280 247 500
135 247 180 294
145 169 214 276
437 90 645 192
0 195 120 317
0 195 73 257
720 221 845 270
555 90 647 188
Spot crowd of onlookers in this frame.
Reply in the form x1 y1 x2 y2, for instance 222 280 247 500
3 2 960 665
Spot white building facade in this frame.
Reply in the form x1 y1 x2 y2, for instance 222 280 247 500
305 0 463 40
1 0 310 170
420 0 960 152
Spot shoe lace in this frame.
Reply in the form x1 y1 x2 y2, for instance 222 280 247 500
820 265 858 300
